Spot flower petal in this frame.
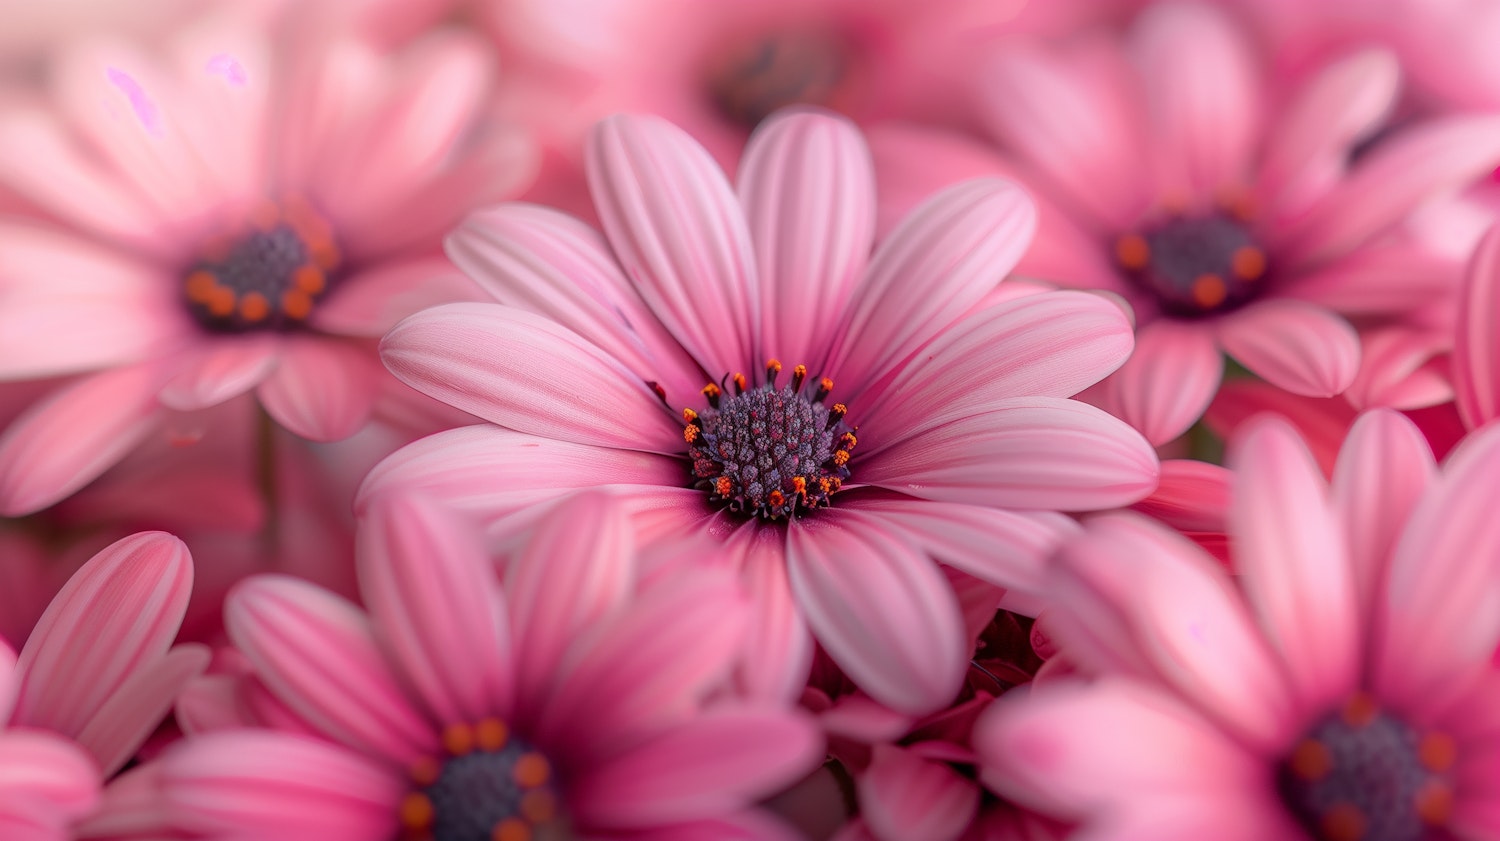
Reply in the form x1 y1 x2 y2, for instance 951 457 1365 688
0 365 167 516
503 490 637 714
1228 415 1359 712
1282 113 1500 266
158 336 279 411
825 179 1037 403
787 513 967 715
1281 241 1461 318
1454 225 1500 429
14 531 192 742
257 337 378 441
309 257 482 339
380 302 681 452
162 731 404 841
73 643 209 777
587 114 758 377
1330 409 1436 632
445 203 704 401
570 706 822 829
225 575 438 766
1375 421 1500 714
1094 319 1223 446
356 425 686 542
356 493 513 727
724 524 813 705
860 745 978 841
738 110 875 372
0 730 100 831
861 289 1135 431
860 397 1160 512
1130 2 1262 197
1214 299 1360 397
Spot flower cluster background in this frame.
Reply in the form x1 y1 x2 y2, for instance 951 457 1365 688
3 0 1500 839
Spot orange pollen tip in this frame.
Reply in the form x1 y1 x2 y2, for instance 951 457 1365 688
684 426 699 444
733 373 747 392
1113 233 1151 270
766 359 782 373
1416 780 1455 826
820 377 834 392
831 403 847 415
1341 693 1380 728
206 286 237 317
794 365 808 378
409 756 442 787
1320 802 1367 841
683 408 698 423
715 476 733 496
768 490 786 507
476 718 508 752
294 264 326 294
512 752 551 789
442 723 476 756
281 289 314 320
792 476 807 495
841 433 858 450
238 292 271 322
1419 732 1458 773
185 270 218 302
819 478 833 493
1191 274 1228 308
399 793 435 830
1230 246 1266 280
493 818 532 841
1289 739 1333 781
703 383 721 398
520 789 557 824
832 450 850 466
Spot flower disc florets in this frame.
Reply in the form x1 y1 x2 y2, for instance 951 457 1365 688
1113 200 1268 317
683 360 856 521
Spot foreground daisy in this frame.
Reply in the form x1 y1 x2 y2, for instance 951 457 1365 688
0 6 535 515
977 410 1500 839
366 108 1158 714
165 491 822 840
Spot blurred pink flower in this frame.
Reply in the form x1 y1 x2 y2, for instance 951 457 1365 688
366 109 1159 715
168 491 822 840
977 410 1500 839
0 7 536 515
871 1 1500 446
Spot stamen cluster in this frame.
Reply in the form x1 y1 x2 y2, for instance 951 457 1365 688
683 360 856 521
401 719 561 841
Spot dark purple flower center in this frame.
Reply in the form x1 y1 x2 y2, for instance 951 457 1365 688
182 199 341 333
402 720 563 841
705 29 856 129
1113 207 1267 317
682 360 856 521
1276 694 1456 841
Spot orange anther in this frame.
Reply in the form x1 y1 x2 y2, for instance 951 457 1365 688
1289 739 1332 781
1230 246 1266 280
792 476 807 496
512 752 551 788
832 450 850 466
442 723 475 756
493 819 532 841
766 359 782 374
1113 234 1150 270
768 490 786 508
819 377 834 392
294 265 326 295
1416 780 1455 826
239 292 271 322
684 426 699 444
1419 732 1457 773
281 289 314 320
520 789 557 823
311 242 341 270
793 365 808 379
1341 693 1379 728
715 476 733 496
1320 803 1367 841
206 286 237 317
476 718 508 752
185 270 218 303
399 792 435 830
1191 274 1228 309
683 408 698 423
841 433 857 450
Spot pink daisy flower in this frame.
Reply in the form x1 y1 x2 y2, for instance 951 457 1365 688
976 409 1500 840
0 7 536 515
870 0 1500 446
365 109 1159 714
165 491 823 840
